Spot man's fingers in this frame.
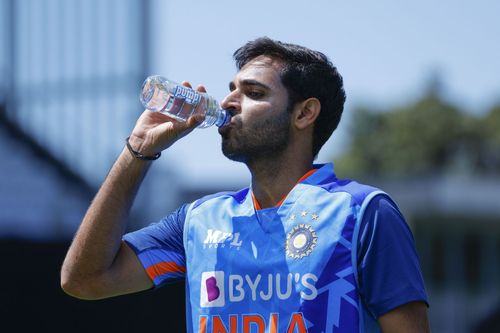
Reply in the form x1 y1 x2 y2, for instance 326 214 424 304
196 84 207 93
180 81 192 88
180 81 207 94
186 114 203 128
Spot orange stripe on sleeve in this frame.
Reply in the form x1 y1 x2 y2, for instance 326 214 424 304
145 261 186 281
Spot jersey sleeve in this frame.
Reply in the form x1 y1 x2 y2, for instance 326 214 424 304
123 204 189 287
357 195 428 318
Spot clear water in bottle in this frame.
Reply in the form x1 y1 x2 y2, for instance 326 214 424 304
140 76 229 128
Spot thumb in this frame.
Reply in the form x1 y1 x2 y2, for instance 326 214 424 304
186 114 204 128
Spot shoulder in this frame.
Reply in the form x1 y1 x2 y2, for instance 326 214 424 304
191 187 250 210
359 194 409 242
319 176 386 209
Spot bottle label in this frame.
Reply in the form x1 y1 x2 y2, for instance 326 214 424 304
172 85 201 106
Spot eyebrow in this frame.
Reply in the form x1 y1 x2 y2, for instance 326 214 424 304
229 79 271 91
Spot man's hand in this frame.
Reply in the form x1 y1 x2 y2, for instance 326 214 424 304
128 82 207 156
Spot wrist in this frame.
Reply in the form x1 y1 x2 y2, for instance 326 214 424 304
125 136 161 161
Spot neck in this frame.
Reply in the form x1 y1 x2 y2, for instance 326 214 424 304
247 149 313 209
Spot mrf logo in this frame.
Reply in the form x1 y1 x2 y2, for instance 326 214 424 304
203 229 243 249
200 271 225 307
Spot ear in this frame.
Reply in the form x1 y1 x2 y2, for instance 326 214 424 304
293 98 321 130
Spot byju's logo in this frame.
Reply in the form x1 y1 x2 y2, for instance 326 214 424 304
203 229 243 249
200 271 318 308
200 271 225 307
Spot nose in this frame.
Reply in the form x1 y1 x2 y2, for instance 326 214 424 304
220 90 240 114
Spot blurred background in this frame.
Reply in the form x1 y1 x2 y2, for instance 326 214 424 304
1 0 499 331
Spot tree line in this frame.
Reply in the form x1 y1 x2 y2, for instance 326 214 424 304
335 84 500 179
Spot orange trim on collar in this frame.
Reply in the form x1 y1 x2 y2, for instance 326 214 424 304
252 168 318 210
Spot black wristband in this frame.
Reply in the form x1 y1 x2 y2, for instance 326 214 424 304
125 137 161 161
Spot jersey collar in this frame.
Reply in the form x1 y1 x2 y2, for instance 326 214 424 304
251 163 336 210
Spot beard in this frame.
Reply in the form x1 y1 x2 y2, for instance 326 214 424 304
221 107 292 164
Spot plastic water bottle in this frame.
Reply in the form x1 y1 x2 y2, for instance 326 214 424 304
140 75 230 128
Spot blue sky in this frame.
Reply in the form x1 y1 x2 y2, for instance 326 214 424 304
148 0 500 188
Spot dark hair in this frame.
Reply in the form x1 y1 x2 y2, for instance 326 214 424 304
233 37 346 158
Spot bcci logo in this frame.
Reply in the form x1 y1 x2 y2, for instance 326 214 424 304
200 271 225 307
286 224 318 259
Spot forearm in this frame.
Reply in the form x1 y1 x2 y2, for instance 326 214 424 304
61 146 151 293
61 89 202 299
378 301 430 333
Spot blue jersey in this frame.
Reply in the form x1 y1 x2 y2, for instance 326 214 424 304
124 163 427 332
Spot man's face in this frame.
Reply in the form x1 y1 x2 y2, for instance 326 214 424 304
219 56 292 163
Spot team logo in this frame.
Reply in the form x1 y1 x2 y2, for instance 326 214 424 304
200 271 225 307
286 224 318 259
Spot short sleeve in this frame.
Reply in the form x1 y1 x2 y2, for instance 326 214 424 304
123 204 189 287
357 195 428 318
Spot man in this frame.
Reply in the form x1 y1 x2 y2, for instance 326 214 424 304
61 37 429 332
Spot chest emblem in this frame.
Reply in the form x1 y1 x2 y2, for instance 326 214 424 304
286 224 318 259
